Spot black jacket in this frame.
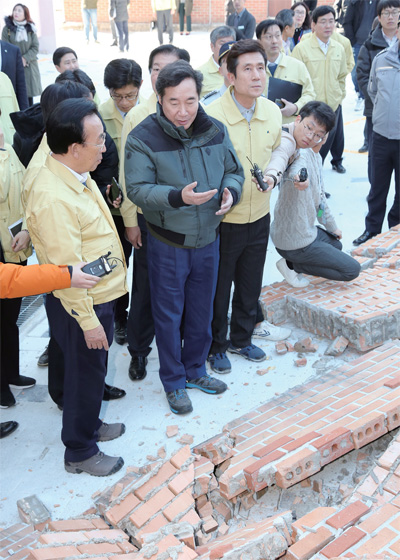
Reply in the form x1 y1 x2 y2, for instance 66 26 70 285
227 8 256 40
11 103 44 167
356 25 388 117
0 39 28 110
343 0 378 46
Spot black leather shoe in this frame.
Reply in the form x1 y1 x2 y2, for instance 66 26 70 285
110 40 118 46
358 142 368 153
0 421 19 439
37 345 49 367
332 163 346 174
114 320 127 345
129 356 148 381
0 387 16 408
103 383 126 401
353 230 379 246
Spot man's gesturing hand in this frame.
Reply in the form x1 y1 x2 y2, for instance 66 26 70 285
84 325 109 351
182 182 218 205
216 188 233 215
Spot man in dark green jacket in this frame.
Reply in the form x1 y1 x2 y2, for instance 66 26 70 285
125 60 244 415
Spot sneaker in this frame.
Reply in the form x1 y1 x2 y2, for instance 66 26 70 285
37 345 49 367
276 258 310 288
253 320 291 341
65 451 124 476
207 353 231 374
166 389 193 414
114 319 127 345
0 387 16 408
228 343 266 362
186 374 227 394
355 97 363 111
9 375 36 389
97 422 126 442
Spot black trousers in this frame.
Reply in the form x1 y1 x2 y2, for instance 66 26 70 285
113 214 132 324
46 293 115 462
126 213 154 358
210 214 270 354
365 131 400 233
319 105 344 167
0 261 27 392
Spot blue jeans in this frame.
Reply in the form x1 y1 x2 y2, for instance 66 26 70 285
147 233 219 392
82 8 97 41
115 20 129 51
352 43 363 98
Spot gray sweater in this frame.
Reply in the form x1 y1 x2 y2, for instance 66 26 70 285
270 148 337 251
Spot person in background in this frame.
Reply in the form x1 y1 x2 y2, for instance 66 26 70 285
201 41 235 105
275 9 296 54
226 0 256 40
52 47 79 74
151 0 175 45
2 3 42 106
291 2 312 45
197 26 236 97
110 0 130 53
99 58 143 344
0 40 28 110
353 17 399 246
176 0 192 35
0 120 35 410
0 73 19 145
82 0 99 44
256 19 315 123
119 44 190 383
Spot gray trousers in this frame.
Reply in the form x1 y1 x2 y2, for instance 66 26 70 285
277 227 360 282
156 9 173 44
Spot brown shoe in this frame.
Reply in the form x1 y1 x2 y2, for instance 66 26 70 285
97 422 126 442
65 451 124 476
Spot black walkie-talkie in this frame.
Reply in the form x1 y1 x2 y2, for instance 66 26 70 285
247 157 269 191
81 251 116 277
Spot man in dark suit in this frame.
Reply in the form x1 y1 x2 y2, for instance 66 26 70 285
0 40 29 110
227 0 256 39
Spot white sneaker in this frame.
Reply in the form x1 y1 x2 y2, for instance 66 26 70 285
276 258 310 288
355 97 363 111
253 320 291 341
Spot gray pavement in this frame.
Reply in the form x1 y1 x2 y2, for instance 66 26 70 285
0 26 396 526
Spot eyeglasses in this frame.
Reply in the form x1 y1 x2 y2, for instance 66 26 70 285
302 122 326 143
110 92 139 102
381 9 400 17
84 132 106 149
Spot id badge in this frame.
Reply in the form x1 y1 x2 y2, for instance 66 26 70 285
317 202 325 219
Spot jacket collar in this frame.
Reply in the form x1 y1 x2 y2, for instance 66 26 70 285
45 154 89 194
219 86 270 125
156 102 220 145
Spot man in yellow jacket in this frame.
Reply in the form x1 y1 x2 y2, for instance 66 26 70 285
291 6 348 173
206 40 291 375
197 26 236 97
24 98 128 477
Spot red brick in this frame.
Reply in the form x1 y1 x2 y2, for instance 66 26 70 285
253 435 294 458
168 464 194 495
243 450 285 491
286 526 334 560
283 431 322 453
354 527 397 555
129 487 175 528
358 504 400 533
194 457 214 476
320 527 366 558
311 427 355 466
384 375 400 389
326 500 370 531
77 543 122 555
47 519 98 532
384 474 400 495
134 461 177 501
275 447 321 489
377 401 400 430
105 493 141 527
84 529 129 540
170 446 192 469
39 531 89 545
163 489 194 522
134 513 169 545
179 508 202 528
28 546 80 560
203 517 219 534
348 412 387 449
295 358 307 367
292 507 337 538
209 544 233 559
377 441 400 471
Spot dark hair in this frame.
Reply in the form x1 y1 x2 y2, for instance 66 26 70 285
299 101 336 133
210 25 237 44
226 39 267 77
55 69 96 97
46 98 100 154
156 60 202 98
104 58 142 90
377 0 400 15
275 9 294 29
52 47 78 67
312 6 335 23
291 2 311 29
41 81 91 126
148 44 190 71
11 3 34 23
256 19 283 39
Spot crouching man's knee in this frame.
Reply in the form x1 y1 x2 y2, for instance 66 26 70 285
342 258 361 282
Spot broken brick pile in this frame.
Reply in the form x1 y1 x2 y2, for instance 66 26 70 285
1 343 400 560
260 226 400 351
